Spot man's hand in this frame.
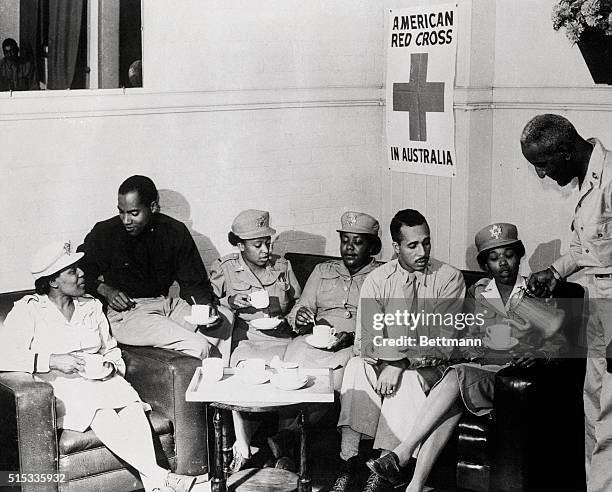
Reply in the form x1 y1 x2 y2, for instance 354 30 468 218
98 283 136 311
375 362 405 397
49 353 85 374
527 268 557 298
325 331 354 352
295 306 316 333
228 293 251 310
511 352 538 369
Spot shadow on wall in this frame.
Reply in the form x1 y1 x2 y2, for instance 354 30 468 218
273 230 327 257
465 243 480 271
528 239 562 274
158 189 220 293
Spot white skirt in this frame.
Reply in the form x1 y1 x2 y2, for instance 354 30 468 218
37 371 145 432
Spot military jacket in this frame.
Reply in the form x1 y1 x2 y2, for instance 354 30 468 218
209 253 301 322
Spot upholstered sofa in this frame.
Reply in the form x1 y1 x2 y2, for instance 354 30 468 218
285 252 587 492
0 290 208 492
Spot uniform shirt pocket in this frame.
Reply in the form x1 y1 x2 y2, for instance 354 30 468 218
588 217 612 260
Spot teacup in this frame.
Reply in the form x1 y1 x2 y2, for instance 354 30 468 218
81 353 105 377
191 304 211 323
312 325 336 343
201 357 224 382
242 358 266 375
277 361 300 380
249 290 269 309
486 324 512 345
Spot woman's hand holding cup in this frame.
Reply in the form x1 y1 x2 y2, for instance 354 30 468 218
229 293 251 310
295 306 316 333
50 353 86 374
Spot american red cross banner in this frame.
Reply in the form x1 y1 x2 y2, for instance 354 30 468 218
386 4 457 177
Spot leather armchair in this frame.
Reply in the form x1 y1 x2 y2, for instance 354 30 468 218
0 305 207 492
450 281 587 492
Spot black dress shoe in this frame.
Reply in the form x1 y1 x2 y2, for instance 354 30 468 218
365 452 405 486
329 456 362 492
361 471 391 492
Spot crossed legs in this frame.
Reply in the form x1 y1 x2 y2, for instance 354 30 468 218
371 370 464 492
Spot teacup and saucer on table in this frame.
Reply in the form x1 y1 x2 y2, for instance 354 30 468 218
306 325 338 349
236 358 272 385
269 356 309 391
483 323 519 351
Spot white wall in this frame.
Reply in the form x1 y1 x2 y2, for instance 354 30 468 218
488 0 612 279
3 0 609 292
0 0 385 292
383 0 612 275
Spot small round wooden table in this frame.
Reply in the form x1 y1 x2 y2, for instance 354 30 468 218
209 401 312 492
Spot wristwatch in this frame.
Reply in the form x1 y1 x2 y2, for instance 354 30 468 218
548 266 563 282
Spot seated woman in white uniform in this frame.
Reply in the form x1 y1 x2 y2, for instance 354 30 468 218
0 241 195 492
364 223 566 492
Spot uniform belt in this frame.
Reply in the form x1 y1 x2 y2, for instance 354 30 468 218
595 274 612 278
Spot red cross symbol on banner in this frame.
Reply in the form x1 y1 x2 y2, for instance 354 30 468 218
393 53 444 142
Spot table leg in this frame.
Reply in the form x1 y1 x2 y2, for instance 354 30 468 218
297 408 311 492
221 410 233 478
212 408 227 492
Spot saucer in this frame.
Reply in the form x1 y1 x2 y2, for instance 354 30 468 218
484 336 519 351
237 369 272 385
250 317 282 330
185 314 220 326
79 364 114 380
306 334 337 349
270 374 308 391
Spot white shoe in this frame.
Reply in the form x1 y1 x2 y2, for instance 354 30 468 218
164 472 196 492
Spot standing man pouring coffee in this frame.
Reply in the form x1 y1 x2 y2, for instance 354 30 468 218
522 114 612 492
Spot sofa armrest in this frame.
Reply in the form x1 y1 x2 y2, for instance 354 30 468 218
488 360 585 492
120 345 207 476
0 372 59 492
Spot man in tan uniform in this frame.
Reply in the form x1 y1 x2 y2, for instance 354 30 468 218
331 209 465 492
523 114 612 492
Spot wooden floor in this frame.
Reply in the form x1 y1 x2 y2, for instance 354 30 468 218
190 421 468 492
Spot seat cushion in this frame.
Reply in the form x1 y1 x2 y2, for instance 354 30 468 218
59 410 172 454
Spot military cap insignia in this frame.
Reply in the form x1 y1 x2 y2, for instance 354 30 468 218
489 224 502 239
64 241 72 255
345 212 358 226
256 215 266 228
